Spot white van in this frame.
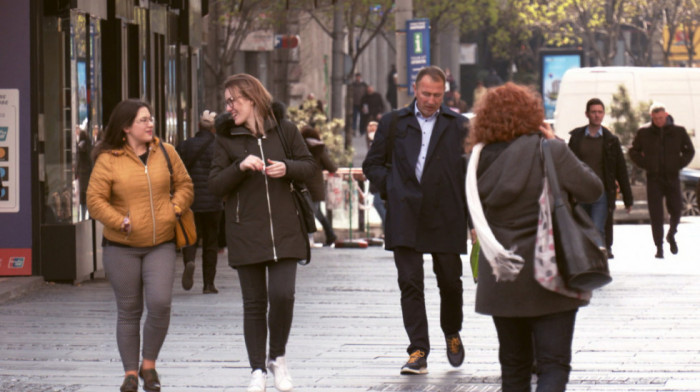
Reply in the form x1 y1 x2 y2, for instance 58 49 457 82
554 66 700 169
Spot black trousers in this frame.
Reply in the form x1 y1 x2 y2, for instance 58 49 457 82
237 259 297 370
182 210 221 286
393 247 463 356
646 177 682 247
493 309 578 392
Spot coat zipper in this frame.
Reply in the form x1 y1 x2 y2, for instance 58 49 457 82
257 137 278 261
235 193 240 222
144 163 157 245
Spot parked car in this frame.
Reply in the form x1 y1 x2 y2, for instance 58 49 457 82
680 168 700 216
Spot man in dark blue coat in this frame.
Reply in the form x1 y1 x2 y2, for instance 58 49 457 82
363 66 469 375
176 110 223 294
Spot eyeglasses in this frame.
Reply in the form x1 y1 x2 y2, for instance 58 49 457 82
225 95 245 108
136 116 155 125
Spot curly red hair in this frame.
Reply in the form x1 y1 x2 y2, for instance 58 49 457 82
467 82 544 150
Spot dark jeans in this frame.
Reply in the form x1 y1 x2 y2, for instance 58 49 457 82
493 309 578 392
313 201 335 243
647 177 682 246
393 247 463 355
372 192 386 232
182 210 221 286
352 105 362 132
237 258 298 370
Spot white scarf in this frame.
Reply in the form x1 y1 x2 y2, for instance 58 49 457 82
466 143 525 281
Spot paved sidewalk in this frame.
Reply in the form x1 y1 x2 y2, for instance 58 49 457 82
1 221 700 391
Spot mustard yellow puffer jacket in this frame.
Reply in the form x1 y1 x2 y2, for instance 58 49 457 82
87 138 194 247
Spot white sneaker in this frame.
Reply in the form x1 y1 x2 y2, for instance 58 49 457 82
267 356 293 391
247 369 266 392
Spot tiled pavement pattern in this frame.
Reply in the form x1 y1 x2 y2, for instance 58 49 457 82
1 221 700 391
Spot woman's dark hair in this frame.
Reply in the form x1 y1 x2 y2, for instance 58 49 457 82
92 99 152 161
300 125 320 140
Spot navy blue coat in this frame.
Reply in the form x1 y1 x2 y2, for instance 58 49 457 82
362 102 469 254
176 130 223 212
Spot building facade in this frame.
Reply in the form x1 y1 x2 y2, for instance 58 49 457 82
0 0 205 281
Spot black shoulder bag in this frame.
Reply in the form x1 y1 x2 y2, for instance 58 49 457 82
541 139 612 291
276 121 316 264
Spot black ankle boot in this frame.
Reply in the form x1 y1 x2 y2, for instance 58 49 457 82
120 374 138 392
655 246 664 259
139 367 161 392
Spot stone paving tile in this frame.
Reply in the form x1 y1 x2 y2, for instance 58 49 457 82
3 221 700 391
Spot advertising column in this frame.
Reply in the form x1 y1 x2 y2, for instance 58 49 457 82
0 89 31 275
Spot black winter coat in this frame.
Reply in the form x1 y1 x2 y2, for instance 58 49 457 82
208 116 317 267
362 102 469 254
629 123 695 179
304 138 338 202
176 130 222 212
568 126 633 209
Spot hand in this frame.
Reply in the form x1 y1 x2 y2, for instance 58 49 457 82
264 159 287 178
470 229 477 244
539 122 555 140
172 204 182 217
121 215 132 234
239 155 265 172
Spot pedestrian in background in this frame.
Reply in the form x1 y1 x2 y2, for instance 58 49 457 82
466 82 603 391
363 65 469 375
359 85 385 136
87 99 194 392
386 64 398 110
76 127 93 219
366 121 386 235
176 110 223 294
350 72 368 134
629 102 695 258
300 125 338 247
208 73 316 392
568 98 633 258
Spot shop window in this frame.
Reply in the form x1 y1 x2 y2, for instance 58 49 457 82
41 11 103 224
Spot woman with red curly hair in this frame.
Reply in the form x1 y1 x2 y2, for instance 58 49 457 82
466 83 603 391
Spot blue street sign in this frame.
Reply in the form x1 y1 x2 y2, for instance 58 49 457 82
406 18 430 96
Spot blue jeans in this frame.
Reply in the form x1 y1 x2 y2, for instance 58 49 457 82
352 105 362 132
493 309 578 392
371 192 386 232
580 192 607 242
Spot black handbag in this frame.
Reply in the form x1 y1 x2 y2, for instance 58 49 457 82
275 121 317 235
541 139 612 291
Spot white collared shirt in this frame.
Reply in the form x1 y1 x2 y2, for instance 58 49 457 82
414 102 439 182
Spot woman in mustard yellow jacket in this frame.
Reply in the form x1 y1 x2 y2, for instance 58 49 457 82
87 99 193 392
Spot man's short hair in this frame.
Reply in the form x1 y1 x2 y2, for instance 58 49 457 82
416 66 446 85
649 102 666 114
586 98 605 112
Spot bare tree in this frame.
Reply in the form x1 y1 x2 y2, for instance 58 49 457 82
203 0 278 110
304 0 393 150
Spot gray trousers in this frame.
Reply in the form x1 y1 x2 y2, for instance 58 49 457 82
103 242 176 372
